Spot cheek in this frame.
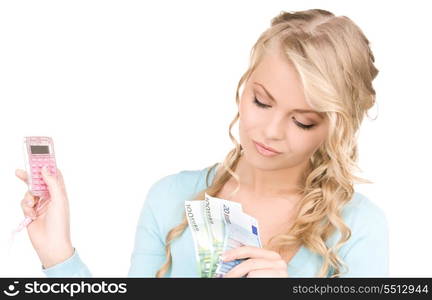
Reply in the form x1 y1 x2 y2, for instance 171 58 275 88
289 128 326 156
239 102 266 132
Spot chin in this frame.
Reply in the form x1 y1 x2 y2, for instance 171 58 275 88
242 147 284 170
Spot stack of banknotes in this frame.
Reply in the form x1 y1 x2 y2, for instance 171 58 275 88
184 193 262 278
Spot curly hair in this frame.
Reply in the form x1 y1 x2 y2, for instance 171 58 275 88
156 8 379 278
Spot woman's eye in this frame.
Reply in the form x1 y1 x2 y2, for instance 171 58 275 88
293 117 315 130
254 97 315 131
253 97 271 109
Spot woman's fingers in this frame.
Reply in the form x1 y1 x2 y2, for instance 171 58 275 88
221 246 289 277
15 169 28 184
35 198 51 213
20 193 51 222
223 258 286 277
222 246 282 261
33 199 50 219
40 167 61 202
16 167 65 192
20 191 38 219
17 166 61 220
246 268 288 278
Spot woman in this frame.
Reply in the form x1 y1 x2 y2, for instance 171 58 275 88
16 8 388 277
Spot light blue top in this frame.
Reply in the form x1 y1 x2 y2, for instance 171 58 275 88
41 163 389 277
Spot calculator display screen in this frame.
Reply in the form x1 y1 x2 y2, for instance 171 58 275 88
30 145 50 154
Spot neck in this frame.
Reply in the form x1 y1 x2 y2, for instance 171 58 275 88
234 155 309 199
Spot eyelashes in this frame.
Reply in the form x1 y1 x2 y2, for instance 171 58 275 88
253 97 315 130
253 97 272 109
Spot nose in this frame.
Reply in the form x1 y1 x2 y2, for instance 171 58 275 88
264 113 286 141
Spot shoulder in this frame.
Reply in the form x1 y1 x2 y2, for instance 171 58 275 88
141 164 216 234
144 165 214 207
341 192 388 233
326 192 389 251
322 192 390 277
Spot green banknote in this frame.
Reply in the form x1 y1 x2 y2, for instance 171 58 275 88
184 200 214 277
185 195 261 278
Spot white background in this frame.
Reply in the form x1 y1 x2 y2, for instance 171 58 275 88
0 0 431 277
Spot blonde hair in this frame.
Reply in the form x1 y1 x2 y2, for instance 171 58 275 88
156 8 378 278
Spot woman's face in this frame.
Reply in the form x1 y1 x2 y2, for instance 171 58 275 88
238 49 329 171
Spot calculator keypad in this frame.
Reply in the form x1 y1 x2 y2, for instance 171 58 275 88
30 156 56 191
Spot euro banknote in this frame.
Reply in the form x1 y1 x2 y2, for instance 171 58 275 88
214 198 262 277
203 193 242 276
185 194 261 277
184 200 214 277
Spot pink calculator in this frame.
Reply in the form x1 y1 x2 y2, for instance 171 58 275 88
23 136 57 200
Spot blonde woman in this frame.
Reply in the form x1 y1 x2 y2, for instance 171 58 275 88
16 8 388 278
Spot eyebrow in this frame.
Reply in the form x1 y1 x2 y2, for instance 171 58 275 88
253 82 321 115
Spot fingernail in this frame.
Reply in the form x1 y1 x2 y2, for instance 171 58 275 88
26 200 33 206
42 166 49 175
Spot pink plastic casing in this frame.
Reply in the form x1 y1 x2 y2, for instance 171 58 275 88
23 136 57 200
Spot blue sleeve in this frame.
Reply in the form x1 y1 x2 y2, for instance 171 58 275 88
126 176 169 277
42 175 174 277
42 247 92 277
339 199 389 277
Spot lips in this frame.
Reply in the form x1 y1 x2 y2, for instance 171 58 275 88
253 140 282 154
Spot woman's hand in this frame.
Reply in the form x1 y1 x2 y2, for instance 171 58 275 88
222 246 289 277
16 166 74 269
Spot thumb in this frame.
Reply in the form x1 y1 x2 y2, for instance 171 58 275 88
40 166 59 194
